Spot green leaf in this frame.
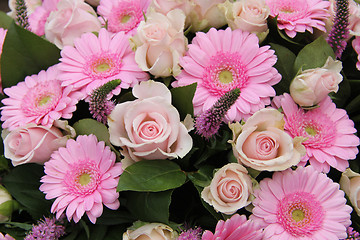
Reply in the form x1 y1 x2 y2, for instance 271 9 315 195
73 118 110 144
1 21 60 89
188 165 215 188
192 184 222 221
293 37 335 73
0 11 13 29
270 43 296 94
125 190 173 223
96 208 136 225
3 222 32 231
2 164 52 219
346 93 360 115
170 83 197 119
0 156 9 172
117 160 186 192
103 225 127 240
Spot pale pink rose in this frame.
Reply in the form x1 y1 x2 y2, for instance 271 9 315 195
3 123 69 166
28 0 60 36
188 0 227 32
108 80 193 169
44 0 101 49
231 108 305 172
201 163 253 215
349 0 360 36
290 57 343 107
219 0 269 42
340 168 360 216
150 0 192 26
131 8 187 77
123 223 178 240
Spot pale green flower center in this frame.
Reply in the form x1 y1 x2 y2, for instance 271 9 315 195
305 127 317 136
79 173 91 186
96 63 111 72
121 15 131 23
219 70 233 84
292 209 305 222
38 95 52 106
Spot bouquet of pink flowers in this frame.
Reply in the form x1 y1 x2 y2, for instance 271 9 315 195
0 0 360 239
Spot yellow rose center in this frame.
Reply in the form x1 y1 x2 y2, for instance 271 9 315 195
219 70 233 84
79 173 91 186
291 209 305 222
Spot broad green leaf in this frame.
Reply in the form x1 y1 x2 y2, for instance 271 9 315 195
1 21 60 89
3 222 32 231
2 164 52 219
192 184 222 221
96 208 135 225
73 118 110 144
330 74 350 108
117 160 186 192
0 11 12 29
270 43 296 94
188 165 215 188
125 190 173 223
346 93 360 115
170 83 197 119
103 225 127 240
0 156 9 172
293 37 335 73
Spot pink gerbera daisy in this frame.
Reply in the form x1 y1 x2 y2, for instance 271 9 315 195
251 166 352 239
97 0 150 35
266 0 330 38
352 36 360 71
275 93 359 173
0 28 8 93
58 28 149 98
173 28 281 122
40 134 123 224
202 214 263 240
1 65 81 131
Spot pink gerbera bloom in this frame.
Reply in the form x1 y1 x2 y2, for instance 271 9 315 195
173 28 281 122
97 0 150 35
58 28 149 98
202 214 263 240
0 28 8 93
352 36 360 71
1 65 81 131
266 0 330 38
28 0 60 36
251 166 352 239
40 134 123 224
275 93 359 173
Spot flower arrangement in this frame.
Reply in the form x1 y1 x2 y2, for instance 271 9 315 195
0 0 360 239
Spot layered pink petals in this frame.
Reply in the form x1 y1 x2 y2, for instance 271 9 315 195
1 66 81 130
173 27 281 122
266 0 330 38
58 28 149 98
202 214 263 240
40 134 123 223
251 166 352 239
275 93 359 173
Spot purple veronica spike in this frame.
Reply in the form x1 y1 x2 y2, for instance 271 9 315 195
195 88 240 139
89 79 121 124
15 0 30 30
327 0 349 58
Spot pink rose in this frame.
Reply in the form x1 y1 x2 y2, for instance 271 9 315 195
340 168 360 216
131 8 187 77
108 80 193 169
3 123 68 166
231 108 305 171
219 0 269 42
123 223 178 240
188 0 227 32
201 163 253 215
44 0 101 49
290 57 343 107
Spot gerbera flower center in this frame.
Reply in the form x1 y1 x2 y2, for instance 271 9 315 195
285 109 336 148
203 52 248 96
218 70 233 84
84 53 122 80
107 1 143 33
277 192 324 237
269 0 308 22
64 160 101 196
21 81 62 117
